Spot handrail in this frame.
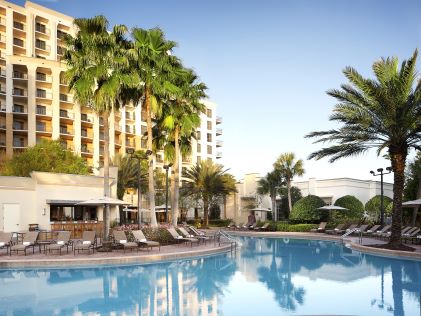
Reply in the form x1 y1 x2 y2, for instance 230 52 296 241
216 230 242 249
341 227 363 244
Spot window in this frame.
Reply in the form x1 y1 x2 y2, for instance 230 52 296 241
36 72 46 81
206 108 212 118
141 125 147 135
37 89 46 98
207 145 212 155
36 105 46 115
141 139 147 148
13 136 24 147
156 154 163 163
35 22 46 34
81 113 89 122
13 21 24 30
13 104 24 113
57 46 65 55
36 121 45 132
197 156 201 163
13 38 24 47
197 143 201 153
57 30 67 40
207 121 212 130
141 110 147 121
13 120 24 130
60 125 68 134
13 88 25 96
196 131 201 140
207 133 212 142
81 129 88 137
59 109 68 118
35 39 46 50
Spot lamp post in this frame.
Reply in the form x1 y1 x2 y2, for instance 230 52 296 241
127 148 152 228
370 167 392 226
163 163 173 223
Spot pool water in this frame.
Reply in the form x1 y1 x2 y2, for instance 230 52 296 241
0 237 420 315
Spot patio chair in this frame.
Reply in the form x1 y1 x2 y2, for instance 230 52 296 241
187 226 212 243
364 225 381 236
0 232 13 255
74 231 96 255
353 224 369 234
372 225 391 237
326 224 345 235
335 224 358 235
178 226 208 244
227 222 235 230
236 223 244 230
10 231 39 256
167 227 199 247
255 222 270 231
46 231 72 255
310 222 327 233
248 223 257 230
112 230 138 253
132 230 160 251
380 226 411 239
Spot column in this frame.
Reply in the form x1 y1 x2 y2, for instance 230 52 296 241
73 101 81 153
93 114 100 170
51 68 60 139
26 64 37 146
5 60 13 157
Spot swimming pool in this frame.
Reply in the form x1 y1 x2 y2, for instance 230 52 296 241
0 237 420 315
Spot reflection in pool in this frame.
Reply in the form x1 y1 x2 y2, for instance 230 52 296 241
0 237 420 315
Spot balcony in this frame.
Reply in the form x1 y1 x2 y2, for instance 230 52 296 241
60 93 73 103
57 30 67 40
81 147 93 155
216 140 223 147
13 38 25 48
12 123 27 131
59 127 73 136
216 128 223 136
36 106 52 117
0 104 5 111
36 73 52 83
0 17 5 27
216 152 222 159
13 71 28 80
0 122 5 129
125 140 135 148
81 113 94 124
12 105 26 114
125 126 135 134
0 139 6 147
57 46 66 56
13 21 25 31
36 125 52 134
35 24 50 36
216 116 222 124
36 89 52 99
60 110 74 120
81 129 93 139
12 88 27 97
35 41 50 52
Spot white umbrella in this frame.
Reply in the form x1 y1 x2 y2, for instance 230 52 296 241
249 207 271 212
402 199 421 207
76 196 130 206
318 205 348 211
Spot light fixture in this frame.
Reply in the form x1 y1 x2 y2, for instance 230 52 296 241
42 207 46 216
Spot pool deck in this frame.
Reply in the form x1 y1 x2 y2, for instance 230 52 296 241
228 230 421 260
1 231 420 269
0 240 235 269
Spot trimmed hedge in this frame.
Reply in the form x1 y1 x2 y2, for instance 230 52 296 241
289 195 325 222
276 223 317 232
365 195 393 222
332 195 364 221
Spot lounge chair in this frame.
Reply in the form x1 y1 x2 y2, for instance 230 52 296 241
235 223 244 230
335 224 358 235
379 226 410 239
402 227 420 238
46 231 72 255
73 231 96 255
326 224 345 235
372 225 391 237
132 230 160 251
167 227 199 247
310 222 327 233
364 225 381 236
255 223 270 231
10 231 39 256
112 230 138 252
0 232 13 255
178 227 204 244
187 226 212 243
227 222 235 230
353 224 369 234
248 223 257 230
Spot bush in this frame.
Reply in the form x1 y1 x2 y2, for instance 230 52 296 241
365 195 393 222
289 195 325 223
276 222 317 232
332 195 364 221
208 219 232 227
113 226 174 244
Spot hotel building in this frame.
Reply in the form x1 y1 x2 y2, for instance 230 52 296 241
0 0 222 172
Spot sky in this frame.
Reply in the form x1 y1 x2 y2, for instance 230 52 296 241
12 0 421 183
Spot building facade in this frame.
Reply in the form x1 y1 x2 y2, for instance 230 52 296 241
0 0 222 173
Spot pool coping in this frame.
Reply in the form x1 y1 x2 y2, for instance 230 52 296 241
0 243 234 269
228 231 421 260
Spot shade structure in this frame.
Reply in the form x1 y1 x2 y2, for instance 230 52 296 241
318 205 349 211
249 207 271 212
76 196 130 206
402 199 421 207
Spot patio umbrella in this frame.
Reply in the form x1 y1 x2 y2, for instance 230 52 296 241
76 196 130 206
402 199 421 206
249 207 271 212
317 205 349 211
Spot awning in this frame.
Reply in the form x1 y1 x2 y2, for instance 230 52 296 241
46 200 83 205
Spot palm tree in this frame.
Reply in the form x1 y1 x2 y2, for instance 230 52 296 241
159 68 207 225
129 27 179 227
64 16 138 239
306 49 421 247
274 153 304 215
257 170 284 221
182 160 237 226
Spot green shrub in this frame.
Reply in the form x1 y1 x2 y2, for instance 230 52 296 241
289 195 325 222
365 195 392 222
208 219 232 227
276 221 289 231
332 195 364 221
275 222 317 232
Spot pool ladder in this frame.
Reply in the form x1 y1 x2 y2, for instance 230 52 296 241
216 230 241 251
341 228 363 244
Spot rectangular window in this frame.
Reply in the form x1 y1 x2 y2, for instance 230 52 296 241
13 104 24 113
81 113 88 122
36 72 46 81
81 129 87 137
207 133 212 142
141 139 147 148
196 131 201 140
197 156 201 163
57 30 67 40
13 136 24 147
36 121 45 132
13 120 24 130
59 109 68 118
156 154 163 163
13 38 24 47
37 89 46 98
207 145 212 155
13 21 24 30
36 105 46 115
206 109 212 118
141 125 147 135
35 22 46 34
197 143 201 153
35 39 46 50
60 125 68 134
207 121 212 130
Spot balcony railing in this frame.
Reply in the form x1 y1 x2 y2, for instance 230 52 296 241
60 111 74 120
216 116 222 124
60 127 73 135
216 152 223 159
35 24 50 35
81 130 93 138
60 94 73 103
36 125 51 133
13 38 25 48
12 89 27 97
12 106 25 113
36 90 52 99
216 140 223 147
36 73 52 82
81 147 93 154
216 128 223 135
13 71 27 79
36 106 52 116
13 124 26 130
13 21 25 31
81 114 94 123
35 43 50 52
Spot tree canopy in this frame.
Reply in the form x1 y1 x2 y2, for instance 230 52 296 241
1 140 89 177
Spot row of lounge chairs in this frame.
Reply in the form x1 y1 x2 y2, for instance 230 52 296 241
227 222 270 231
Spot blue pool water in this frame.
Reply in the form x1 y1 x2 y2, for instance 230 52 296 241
0 237 420 316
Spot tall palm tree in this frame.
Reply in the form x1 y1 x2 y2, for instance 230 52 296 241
160 68 207 225
306 49 421 247
274 153 304 215
182 160 237 226
64 16 138 239
257 170 284 221
129 27 179 227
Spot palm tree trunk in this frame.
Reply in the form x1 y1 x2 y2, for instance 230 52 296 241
287 180 292 214
271 192 277 222
103 112 110 241
389 151 406 246
204 198 209 227
171 125 180 226
145 87 157 227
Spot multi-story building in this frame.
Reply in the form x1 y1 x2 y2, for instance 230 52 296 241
0 0 222 172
